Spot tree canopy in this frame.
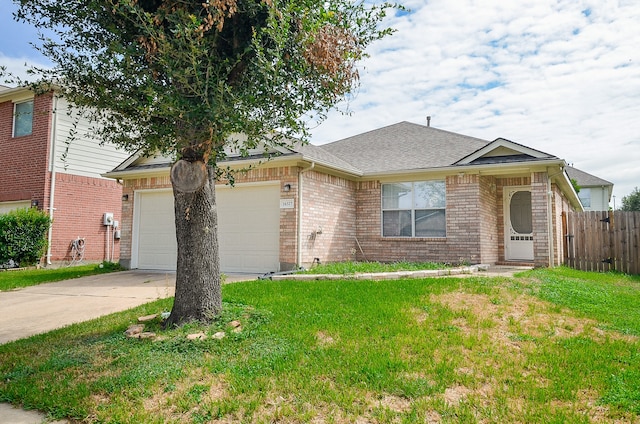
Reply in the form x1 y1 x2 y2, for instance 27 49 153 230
8 0 399 324
11 0 397 163
620 187 640 211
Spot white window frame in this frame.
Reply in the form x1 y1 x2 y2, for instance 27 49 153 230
13 100 34 137
578 188 591 208
381 180 446 238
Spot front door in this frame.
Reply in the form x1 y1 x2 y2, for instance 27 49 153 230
504 187 534 261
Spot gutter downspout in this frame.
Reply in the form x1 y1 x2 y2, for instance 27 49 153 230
546 165 571 267
296 162 315 268
46 96 58 265
547 177 554 267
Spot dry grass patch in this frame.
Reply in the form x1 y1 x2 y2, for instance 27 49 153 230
430 290 610 342
142 368 230 422
316 330 338 347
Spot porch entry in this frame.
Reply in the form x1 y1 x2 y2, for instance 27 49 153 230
504 186 534 261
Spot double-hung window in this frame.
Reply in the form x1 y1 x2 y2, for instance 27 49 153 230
382 181 446 237
13 100 34 137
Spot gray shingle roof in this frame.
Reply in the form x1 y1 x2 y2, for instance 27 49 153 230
318 121 490 174
293 142 362 175
565 166 612 187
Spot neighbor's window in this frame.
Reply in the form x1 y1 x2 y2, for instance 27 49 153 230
13 100 34 137
577 188 591 208
382 181 446 237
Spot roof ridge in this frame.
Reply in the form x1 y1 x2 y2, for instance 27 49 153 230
322 121 490 147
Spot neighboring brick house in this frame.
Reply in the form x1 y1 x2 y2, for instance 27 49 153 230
0 86 130 265
106 121 592 273
565 166 613 211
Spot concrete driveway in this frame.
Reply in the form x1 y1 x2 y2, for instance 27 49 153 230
0 270 259 345
0 270 258 424
0 270 177 345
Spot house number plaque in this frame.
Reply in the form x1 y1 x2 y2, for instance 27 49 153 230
280 199 295 209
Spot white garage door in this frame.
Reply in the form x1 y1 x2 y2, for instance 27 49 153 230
135 184 280 273
135 190 177 270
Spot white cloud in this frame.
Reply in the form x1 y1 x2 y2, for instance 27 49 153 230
310 0 640 201
1 0 637 200
0 54 50 86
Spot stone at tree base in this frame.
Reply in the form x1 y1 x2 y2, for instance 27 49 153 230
137 332 157 339
125 324 145 337
138 314 158 322
187 332 207 340
212 331 226 339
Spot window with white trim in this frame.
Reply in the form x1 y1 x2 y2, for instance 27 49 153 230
578 188 591 208
13 100 34 137
382 181 446 237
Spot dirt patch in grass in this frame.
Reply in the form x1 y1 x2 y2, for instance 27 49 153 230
442 382 494 407
365 392 412 414
316 330 338 347
429 290 636 343
410 306 429 324
142 368 229 422
416 289 640 423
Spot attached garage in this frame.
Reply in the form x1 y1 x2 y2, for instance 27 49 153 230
133 183 280 273
133 189 176 270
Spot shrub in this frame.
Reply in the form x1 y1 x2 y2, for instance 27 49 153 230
0 208 51 267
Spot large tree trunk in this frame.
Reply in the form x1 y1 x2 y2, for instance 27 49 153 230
166 160 221 326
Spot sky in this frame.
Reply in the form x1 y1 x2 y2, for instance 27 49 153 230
1 0 639 205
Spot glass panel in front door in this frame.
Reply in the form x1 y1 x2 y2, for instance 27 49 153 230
507 189 534 260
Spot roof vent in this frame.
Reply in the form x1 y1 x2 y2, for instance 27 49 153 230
426 116 431 127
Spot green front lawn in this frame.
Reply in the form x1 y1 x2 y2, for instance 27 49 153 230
0 267 639 423
299 260 447 274
0 262 123 292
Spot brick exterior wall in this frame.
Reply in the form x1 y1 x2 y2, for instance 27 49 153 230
0 93 52 206
354 174 500 265
49 173 123 262
1 92 124 264
531 172 550 267
478 175 499 264
117 162 571 269
299 170 357 267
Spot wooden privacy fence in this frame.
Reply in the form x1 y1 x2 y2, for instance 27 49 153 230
563 211 640 275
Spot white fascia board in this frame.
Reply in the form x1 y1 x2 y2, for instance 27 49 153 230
0 86 35 103
102 167 171 179
365 159 566 179
111 151 144 172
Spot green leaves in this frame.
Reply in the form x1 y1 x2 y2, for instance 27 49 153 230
0 208 50 267
620 187 640 211
12 0 399 162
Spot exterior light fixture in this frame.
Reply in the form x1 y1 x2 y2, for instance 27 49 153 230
283 184 291 192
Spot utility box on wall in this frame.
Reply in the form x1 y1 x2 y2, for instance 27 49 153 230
103 212 114 226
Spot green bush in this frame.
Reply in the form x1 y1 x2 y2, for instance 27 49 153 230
0 208 51 267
